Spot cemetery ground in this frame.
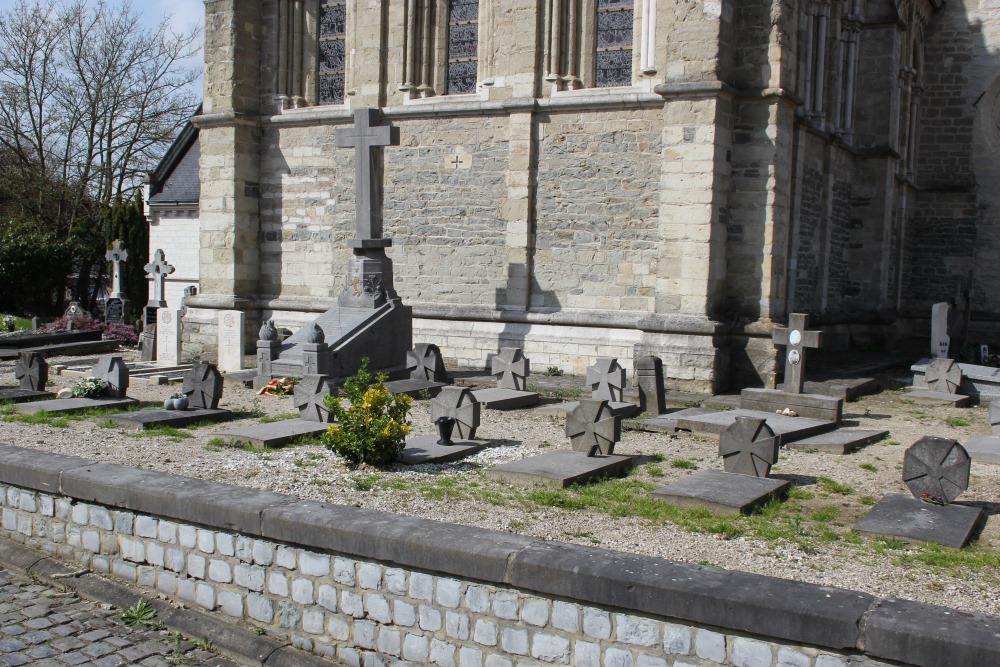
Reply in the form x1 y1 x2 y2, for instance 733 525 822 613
1 354 999 620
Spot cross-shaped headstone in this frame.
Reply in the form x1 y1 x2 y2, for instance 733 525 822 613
408 343 447 383
492 348 530 391
925 358 962 394
294 375 337 423
772 313 822 393
431 387 481 439
182 362 224 410
91 355 129 399
335 108 400 243
105 240 129 297
144 249 175 305
587 357 626 402
903 436 971 505
719 417 779 478
15 352 47 392
566 399 621 456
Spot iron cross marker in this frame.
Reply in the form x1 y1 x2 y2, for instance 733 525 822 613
144 249 175 304
335 108 400 243
105 240 129 296
772 313 822 394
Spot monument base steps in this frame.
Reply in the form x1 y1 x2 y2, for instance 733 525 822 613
740 388 843 422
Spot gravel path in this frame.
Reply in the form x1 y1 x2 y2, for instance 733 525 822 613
2 352 998 618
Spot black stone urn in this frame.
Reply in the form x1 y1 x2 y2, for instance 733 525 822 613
434 416 456 446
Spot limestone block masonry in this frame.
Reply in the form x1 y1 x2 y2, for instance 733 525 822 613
1 444 995 667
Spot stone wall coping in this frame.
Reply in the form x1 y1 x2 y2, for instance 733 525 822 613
1 444 998 667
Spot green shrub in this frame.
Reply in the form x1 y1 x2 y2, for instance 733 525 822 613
322 359 412 466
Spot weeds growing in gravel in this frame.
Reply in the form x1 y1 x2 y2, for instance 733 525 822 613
670 458 697 470
859 463 878 472
945 416 971 428
260 412 299 423
818 476 852 495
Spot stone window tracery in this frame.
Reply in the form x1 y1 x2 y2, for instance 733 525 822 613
446 0 479 94
318 0 347 105
595 0 634 88
401 0 483 98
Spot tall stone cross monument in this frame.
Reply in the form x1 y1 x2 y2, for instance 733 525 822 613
772 313 823 394
143 249 175 325
104 240 129 324
335 108 401 308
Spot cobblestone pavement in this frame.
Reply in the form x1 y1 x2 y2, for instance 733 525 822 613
0 566 244 667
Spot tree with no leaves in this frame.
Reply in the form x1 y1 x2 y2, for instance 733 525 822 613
0 0 199 314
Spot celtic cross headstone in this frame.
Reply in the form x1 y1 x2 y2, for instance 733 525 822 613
183 362 224 410
903 436 971 505
294 375 337 423
719 417 779 478
492 348 530 391
91 355 129 398
431 387 480 439
15 353 47 392
772 313 822 393
144 249 175 312
566 399 621 456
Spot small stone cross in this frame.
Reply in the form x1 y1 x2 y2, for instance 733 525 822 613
448 154 470 170
105 240 129 296
182 362 224 410
587 358 626 402
431 387 481 439
772 313 822 393
566 399 621 456
492 348 530 391
335 108 400 242
15 352 47 392
294 375 337 423
719 417 779 478
144 249 175 304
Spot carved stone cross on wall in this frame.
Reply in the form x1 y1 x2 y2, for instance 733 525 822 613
105 240 129 297
772 313 822 394
335 108 400 245
144 249 175 305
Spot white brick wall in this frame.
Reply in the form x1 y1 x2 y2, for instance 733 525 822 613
148 208 200 309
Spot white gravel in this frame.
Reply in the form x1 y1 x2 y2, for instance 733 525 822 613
2 352 998 617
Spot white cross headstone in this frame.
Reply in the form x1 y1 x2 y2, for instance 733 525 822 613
217 310 245 372
156 308 181 365
105 240 129 298
931 302 950 359
144 249 175 309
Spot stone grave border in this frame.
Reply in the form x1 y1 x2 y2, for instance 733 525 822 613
0 445 995 667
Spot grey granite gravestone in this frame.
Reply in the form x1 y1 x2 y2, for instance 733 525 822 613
408 344 447 383
430 387 480 439
719 417 779 477
907 358 971 407
104 240 129 324
854 437 984 548
567 399 621 456
903 436 971 504
785 429 889 454
92 355 129 398
635 355 666 415
96 404 234 432
15 396 135 416
0 352 54 403
674 408 836 445
15 352 47 392
211 419 330 449
293 375 337 423
960 435 1000 465
183 362 224 410
472 348 540 409
588 358 625 401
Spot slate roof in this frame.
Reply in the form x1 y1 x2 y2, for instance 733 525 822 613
148 109 200 206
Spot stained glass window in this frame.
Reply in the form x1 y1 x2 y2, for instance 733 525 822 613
446 0 479 94
319 0 346 105
595 0 633 87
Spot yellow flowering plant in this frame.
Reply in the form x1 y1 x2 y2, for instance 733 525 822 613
322 358 412 466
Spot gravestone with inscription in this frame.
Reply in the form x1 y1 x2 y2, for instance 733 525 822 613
487 398 634 487
217 311 245 372
156 309 182 366
104 240 129 324
264 109 411 385
471 348 540 410
0 353 54 403
855 436 985 548
739 313 843 422
931 302 951 359
651 416 791 515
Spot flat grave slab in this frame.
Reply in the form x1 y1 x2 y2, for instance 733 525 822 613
63 363 192 385
384 378 447 399
911 358 1000 402
486 450 635 488
0 388 54 403
785 429 889 454
674 409 836 445
534 401 638 419
96 408 234 432
213 419 329 448
625 407 716 434
905 390 972 407
961 435 1000 465
13 396 136 416
471 388 540 410
650 469 791 515
0 329 101 350
398 435 491 465
740 388 843 422
802 377 879 402
854 493 985 548
0 339 120 360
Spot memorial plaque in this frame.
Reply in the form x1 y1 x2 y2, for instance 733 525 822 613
157 309 181 365
217 310 246 372
104 298 124 324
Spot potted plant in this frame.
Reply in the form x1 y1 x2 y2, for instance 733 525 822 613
164 393 189 411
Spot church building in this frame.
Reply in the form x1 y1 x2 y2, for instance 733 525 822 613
173 0 1000 392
